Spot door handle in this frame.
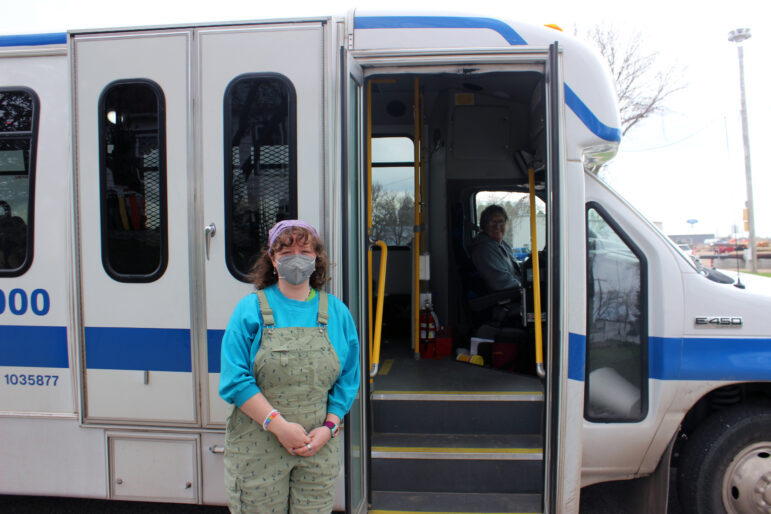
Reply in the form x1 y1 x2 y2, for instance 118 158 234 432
204 223 216 260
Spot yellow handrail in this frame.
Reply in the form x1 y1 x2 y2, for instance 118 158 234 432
369 240 388 378
529 168 546 379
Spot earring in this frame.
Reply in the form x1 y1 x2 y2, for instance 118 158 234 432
273 268 277 275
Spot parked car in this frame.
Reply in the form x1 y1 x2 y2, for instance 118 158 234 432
512 247 530 261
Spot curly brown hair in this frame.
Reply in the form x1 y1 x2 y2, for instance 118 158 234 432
249 226 330 290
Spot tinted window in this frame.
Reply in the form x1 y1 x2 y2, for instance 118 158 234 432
585 205 648 422
0 88 38 276
224 74 296 281
99 81 167 282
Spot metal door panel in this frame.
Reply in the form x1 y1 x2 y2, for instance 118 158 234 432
198 24 325 426
73 31 195 423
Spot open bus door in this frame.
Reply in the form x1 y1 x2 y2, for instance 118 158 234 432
545 40 565 514
341 44 369 514
348 41 567 512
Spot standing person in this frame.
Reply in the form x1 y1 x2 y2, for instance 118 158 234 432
471 204 522 292
219 220 360 513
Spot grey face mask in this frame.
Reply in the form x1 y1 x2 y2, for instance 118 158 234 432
275 254 316 285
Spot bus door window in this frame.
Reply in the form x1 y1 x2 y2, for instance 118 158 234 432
99 80 167 282
585 204 648 422
224 74 296 282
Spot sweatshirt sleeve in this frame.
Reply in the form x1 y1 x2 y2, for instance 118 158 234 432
219 296 263 407
327 300 361 418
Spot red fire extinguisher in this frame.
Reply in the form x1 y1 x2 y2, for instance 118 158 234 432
420 301 438 358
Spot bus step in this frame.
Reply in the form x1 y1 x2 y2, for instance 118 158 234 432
371 433 543 494
371 432 542 457
373 395 543 435
370 490 542 513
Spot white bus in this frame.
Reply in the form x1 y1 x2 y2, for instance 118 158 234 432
1 11 770 514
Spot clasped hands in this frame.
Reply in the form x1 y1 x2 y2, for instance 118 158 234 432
267 417 331 457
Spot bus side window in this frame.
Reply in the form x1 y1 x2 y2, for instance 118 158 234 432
224 74 297 281
585 204 648 422
371 136 414 247
99 80 168 282
0 88 38 276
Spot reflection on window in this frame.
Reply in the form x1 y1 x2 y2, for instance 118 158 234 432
0 88 38 276
371 136 413 246
225 75 296 281
99 81 167 281
585 206 647 422
475 191 545 255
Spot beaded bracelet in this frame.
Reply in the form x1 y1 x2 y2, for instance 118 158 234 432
263 409 280 431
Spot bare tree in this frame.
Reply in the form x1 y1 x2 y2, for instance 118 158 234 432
579 25 684 136
371 182 414 246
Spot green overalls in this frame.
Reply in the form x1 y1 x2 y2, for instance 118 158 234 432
225 290 341 514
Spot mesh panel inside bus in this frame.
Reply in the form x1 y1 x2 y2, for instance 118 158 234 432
226 76 295 279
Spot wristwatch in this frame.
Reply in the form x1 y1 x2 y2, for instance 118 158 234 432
323 421 340 438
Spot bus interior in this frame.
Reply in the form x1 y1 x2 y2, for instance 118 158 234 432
364 68 551 510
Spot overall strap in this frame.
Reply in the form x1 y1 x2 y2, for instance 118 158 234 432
255 290 275 326
317 291 329 327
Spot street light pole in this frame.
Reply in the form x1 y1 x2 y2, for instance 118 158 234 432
728 28 758 273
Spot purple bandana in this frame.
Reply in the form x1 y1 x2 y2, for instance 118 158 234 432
268 220 320 251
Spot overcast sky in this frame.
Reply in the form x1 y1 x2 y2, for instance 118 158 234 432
4 0 768 238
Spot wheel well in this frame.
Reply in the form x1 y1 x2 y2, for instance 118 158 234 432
672 382 771 467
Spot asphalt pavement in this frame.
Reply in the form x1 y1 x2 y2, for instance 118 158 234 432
0 495 227 513
1 482 683 513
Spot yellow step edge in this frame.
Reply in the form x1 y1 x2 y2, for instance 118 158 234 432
370 511 539 514
374 390 541 395
371 446 541 454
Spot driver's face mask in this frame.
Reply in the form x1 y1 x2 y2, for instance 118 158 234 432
275 254 316 285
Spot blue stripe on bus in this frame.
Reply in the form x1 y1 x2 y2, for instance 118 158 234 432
568 332 586 381
207 329 225 374
84 327 191 372
575 335 771 383
0 33 67 47
649 336 682 380
0 325 69 368
679 337 771 381
649 336 771 381
355 16 527 45
564 84 622 142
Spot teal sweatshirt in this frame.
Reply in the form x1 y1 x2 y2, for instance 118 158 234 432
218 285 360 419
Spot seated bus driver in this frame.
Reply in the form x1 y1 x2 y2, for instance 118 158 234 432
470 205 522 292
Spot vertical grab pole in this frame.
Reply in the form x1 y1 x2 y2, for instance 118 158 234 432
529 168 546 379
412 77 421 359
366 80 374 366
